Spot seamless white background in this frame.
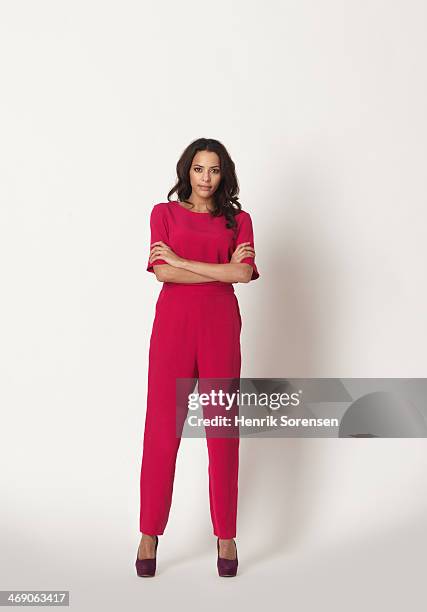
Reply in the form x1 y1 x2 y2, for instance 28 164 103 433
1 1 426 611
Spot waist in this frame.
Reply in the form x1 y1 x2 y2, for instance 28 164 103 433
161 282 235 295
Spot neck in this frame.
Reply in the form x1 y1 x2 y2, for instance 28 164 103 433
185 195 214 211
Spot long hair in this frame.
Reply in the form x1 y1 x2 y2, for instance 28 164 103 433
167 138 243 232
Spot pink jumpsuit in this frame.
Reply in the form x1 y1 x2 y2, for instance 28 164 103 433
139 200 259 539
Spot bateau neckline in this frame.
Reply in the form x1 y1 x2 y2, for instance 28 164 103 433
172 200 213 215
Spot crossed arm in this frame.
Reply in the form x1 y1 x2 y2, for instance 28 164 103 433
154 261 252 284
149 241 255 284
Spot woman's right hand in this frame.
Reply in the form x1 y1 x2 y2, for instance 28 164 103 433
230 242 255 263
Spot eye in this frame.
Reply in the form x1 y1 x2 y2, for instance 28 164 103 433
194 167 202 172
211 168 220 174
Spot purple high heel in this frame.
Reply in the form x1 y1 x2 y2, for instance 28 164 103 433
217 538 238 577
135 535 159 577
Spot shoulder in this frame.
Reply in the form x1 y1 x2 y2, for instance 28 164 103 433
234 209 253 226
149 202 173 230
150 201 172 218
151 201 171 213
234 208 252 219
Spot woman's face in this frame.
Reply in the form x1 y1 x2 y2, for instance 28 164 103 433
189 150 222 198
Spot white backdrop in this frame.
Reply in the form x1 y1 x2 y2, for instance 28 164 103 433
1 1 426 611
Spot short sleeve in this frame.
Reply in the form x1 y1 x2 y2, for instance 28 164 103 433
234 212 260 281
146 204 169 273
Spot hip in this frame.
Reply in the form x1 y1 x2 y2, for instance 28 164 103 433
154 282 241 327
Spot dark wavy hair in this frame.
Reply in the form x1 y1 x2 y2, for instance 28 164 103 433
167 138 243 232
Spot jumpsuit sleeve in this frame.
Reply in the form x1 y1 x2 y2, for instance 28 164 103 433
146 204 169 273
234 212 260 281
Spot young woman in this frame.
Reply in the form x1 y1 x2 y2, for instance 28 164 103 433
136 138 260 577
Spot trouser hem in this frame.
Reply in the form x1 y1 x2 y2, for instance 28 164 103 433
213 531 237 539
140 527 165 536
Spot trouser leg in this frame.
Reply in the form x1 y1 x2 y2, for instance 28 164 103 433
139 289 197 535
197 291 242 539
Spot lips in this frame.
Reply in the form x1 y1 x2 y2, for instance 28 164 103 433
199 186 211 190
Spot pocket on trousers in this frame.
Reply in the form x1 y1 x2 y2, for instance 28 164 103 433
155 290 166 313
234 295 242 330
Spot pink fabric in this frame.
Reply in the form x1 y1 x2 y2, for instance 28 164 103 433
146 200 259 283
139 201 260 538
140 283 241 538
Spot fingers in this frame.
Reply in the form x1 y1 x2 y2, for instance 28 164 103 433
149 249 164 258
236 242 255 254
230 242 255 264
150 244 169 255
235 247 255 262
236 245 255 257
149 245 168 262
149 241 174 263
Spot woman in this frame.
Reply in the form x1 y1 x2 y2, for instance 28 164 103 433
136 138 259 577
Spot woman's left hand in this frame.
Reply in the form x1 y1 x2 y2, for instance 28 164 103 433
149 241 184 267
